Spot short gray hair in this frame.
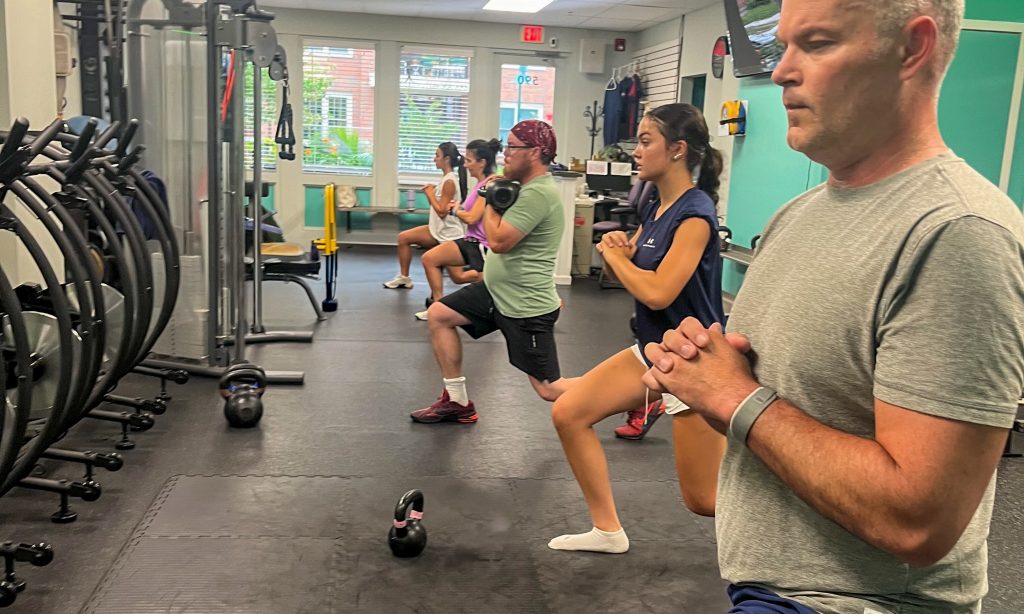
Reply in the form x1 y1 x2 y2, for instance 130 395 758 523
871 0 965 73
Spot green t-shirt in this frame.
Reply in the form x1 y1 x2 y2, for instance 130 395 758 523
483 174 564 318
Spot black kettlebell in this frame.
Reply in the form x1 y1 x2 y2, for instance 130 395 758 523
478 179 521 214
224 388 263 428
218 364 267 398
388 489 426 558
718 226 733 252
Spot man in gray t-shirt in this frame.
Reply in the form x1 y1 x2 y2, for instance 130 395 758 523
641 1 1024 613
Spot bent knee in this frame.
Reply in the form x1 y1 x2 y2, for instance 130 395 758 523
680 490 716 517
550 395 583 430
426 303 457 327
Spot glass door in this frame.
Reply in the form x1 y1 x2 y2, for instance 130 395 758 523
497 62 557 144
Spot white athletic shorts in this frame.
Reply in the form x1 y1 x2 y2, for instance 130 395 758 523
632 344 690 415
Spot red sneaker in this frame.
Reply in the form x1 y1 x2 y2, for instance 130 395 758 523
614 400 665 440
410 390 478 424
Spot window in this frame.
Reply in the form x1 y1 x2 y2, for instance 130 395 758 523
497 63 556 145
399 49 471 176
325 94 352 130
499 103 541 144
243 62 278 170
302 44 375 174
303 94 353 140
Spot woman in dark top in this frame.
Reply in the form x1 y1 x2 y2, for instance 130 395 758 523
549 103 726 554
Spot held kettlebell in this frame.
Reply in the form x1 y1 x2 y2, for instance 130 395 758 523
478 179 521 214
388 489 427 558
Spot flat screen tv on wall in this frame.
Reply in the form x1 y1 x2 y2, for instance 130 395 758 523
723 0 784 77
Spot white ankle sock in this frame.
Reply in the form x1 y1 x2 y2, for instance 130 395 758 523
547 527 629 554
443 376 468 406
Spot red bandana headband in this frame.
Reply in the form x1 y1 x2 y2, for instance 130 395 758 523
510 120 557 161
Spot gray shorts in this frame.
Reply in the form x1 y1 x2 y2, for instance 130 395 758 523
632 344 689 414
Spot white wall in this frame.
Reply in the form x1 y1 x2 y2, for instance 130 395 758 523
625 5 740 218
0 0 60 283
634 17 682 53
679 2 740 218
272 9 634 161
0 2 58 128
261 8 635 242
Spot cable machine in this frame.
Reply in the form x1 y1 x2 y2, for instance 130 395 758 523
124 0 304 395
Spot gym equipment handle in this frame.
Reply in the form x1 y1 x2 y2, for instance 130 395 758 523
27 119 66 157
114 119 139 157
93 120 122 150
0 117 29 162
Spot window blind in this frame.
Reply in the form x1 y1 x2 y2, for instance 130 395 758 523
302 44 376 175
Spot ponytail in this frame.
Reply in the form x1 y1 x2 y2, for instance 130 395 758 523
646 103 725 209
457 160 468 201
438 141 467 199
697 146 724 206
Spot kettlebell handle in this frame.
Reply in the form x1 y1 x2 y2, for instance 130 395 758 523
393 489 425 531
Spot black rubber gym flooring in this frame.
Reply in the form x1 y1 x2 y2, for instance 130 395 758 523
1 246 1021 613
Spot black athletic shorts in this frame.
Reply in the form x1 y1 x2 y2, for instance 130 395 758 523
455 238 486 273
439 281 561 382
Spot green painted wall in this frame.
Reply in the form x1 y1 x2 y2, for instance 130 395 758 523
946 0 1023 209
302 186 430 232
965 0 1024 22
721 76 822 293
723 6 1024 290
938 0 1023 211
949 0 1024 209
1011 92 1024 210
938 30 1019 185
303 186 373 228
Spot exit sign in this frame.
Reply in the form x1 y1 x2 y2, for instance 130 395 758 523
521 25 544 44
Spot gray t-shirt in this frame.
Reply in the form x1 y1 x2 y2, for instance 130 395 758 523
721 154 1024 614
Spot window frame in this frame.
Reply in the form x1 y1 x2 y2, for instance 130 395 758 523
323 93 354 132
300 39 376 176
398 46 473 179
499 101 544 142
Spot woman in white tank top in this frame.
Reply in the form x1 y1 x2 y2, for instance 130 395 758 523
383 142 466 290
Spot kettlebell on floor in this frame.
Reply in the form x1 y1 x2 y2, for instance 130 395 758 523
388 489 427 558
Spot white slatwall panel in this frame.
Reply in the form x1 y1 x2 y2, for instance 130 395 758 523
634 39 681 110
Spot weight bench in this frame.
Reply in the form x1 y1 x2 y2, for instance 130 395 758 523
244 182 325 321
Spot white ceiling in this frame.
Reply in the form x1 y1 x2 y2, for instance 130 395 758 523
260 0 718 33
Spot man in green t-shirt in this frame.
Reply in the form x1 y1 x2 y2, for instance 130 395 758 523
411 120 571 424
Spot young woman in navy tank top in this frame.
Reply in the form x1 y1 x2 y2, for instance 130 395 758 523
548 103 727 554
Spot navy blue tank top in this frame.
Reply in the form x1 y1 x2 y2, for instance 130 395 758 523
632 187 725 365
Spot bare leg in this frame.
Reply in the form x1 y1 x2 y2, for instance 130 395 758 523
529 376 580 402
421 241 464 302
550 349 648 532
448 267 481 285
397 225 437 277
672 412 726 516
426 301 471 378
